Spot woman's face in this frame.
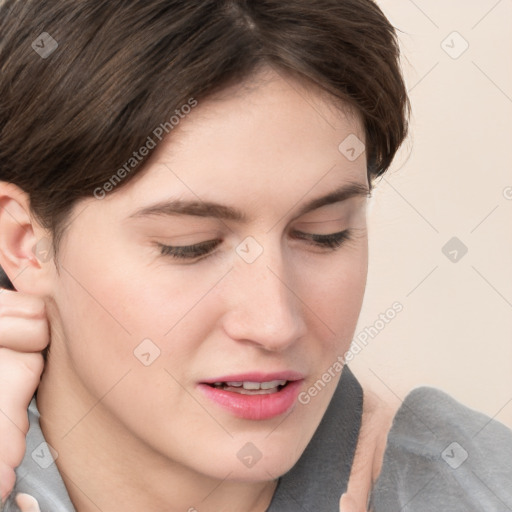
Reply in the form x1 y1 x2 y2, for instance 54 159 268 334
44 68 369 481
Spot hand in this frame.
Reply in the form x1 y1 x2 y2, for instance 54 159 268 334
0 290 48 502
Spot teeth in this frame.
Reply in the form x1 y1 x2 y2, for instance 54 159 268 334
260 380 287 390
242 380 287 390
243 381 262 390
210 380 288 391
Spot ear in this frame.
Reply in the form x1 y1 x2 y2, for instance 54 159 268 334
0 181 55 296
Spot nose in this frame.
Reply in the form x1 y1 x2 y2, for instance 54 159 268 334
222 242 307 352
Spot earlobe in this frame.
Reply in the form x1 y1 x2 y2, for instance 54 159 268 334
0 182 53 295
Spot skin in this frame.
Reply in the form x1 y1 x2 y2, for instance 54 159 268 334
0 292 47 501
0 294 395 512
0 66 383 511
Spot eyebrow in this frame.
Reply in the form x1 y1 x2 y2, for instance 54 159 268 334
128 181 370 223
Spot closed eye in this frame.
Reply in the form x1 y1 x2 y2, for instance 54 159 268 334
158 229 353 261
290 229 352 249
158 239 221 260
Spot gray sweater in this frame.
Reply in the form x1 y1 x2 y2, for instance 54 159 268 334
3 367 512 511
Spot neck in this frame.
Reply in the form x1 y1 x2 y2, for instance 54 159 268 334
37 359 277 512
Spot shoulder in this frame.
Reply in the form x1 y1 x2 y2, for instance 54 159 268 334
370 386 512 512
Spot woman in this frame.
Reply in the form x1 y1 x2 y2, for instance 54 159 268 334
0 1 511 511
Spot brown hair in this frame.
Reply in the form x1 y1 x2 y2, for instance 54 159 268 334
0 0 410 264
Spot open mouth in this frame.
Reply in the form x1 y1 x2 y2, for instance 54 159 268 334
207 380 289 395
198 376 303 420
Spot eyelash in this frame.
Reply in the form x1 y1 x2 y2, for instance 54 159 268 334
158 229 352 261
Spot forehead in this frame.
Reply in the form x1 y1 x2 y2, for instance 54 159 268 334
173 66 365 155
83 69 368 221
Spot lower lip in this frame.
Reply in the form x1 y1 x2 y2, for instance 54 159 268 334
197 380 303 420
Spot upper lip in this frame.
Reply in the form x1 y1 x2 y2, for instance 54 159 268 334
201 371 305 384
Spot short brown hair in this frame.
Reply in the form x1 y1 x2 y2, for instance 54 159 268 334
0 0 410 258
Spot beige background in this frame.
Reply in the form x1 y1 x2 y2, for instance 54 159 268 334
350 0 512 429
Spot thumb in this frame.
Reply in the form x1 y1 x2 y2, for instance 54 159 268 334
15 494 41 512
339 492 363 512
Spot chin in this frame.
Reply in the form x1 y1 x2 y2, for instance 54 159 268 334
172 435 305 483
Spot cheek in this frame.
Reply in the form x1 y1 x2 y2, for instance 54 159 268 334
52 267 136 382
52 243 224 375
300 242 368 346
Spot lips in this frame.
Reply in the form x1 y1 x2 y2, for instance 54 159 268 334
198 371 304 420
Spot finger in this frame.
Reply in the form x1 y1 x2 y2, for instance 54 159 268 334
0 291 46 321
0 291 49 353
0 348 44 434
0 349 44 499
15 493 42 512
0 460 16 503
0 316 49 352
